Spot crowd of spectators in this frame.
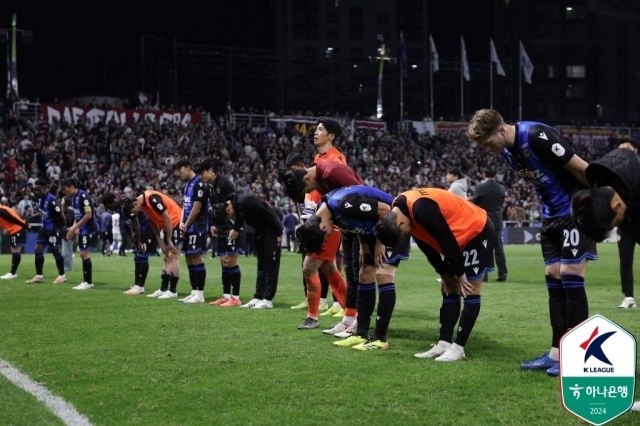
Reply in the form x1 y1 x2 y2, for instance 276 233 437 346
0 103 616 229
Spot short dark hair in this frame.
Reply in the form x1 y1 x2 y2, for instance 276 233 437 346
374 211 401 247
483 168 496 178
283 169 307 203
285 152 305 169
296 215 325 255
448 168 462 178
211 203 227 222
121 197 134 216
174 158 192 170
100 192 117 206
61 178 79 189
316 117 342 140
571 188 617 242
34 179 48 187
194 160 213 174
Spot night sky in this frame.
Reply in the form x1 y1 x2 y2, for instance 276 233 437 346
4 0 492 103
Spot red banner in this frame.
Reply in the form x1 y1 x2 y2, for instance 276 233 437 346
435 122 468 139
42 104 202 126
558 126 615 148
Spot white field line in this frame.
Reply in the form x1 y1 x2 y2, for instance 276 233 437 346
0 358 93 426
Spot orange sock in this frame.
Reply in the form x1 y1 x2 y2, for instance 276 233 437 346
306 274 321 318
326 271 346 308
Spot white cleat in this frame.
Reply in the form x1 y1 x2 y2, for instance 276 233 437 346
334 321 358 339
252 300 273 309
73 282 94 290
123 285 145 295
158 291 177 299
619 297 637 309
26 275 44 284
323 322 350 335
147 289 165 298
240 298 262 308
435 347 466 362
1 273 17 280
415 341 452 359
182 296 205 304
178 294 195 303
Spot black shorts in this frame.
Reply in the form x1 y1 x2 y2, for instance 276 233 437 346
217 231 245 256
136 228 158 256
540 216 598 266
36 228 61 250
78 233 98 252
182 231 208 254
162 226 183 247
460 220 496 281
361 234 410 268
101 231 113 241
9 228 27 249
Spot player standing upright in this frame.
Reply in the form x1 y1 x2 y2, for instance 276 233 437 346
62 178 99 290
196 160 244 307
176 159 210 304
467 108 596 376
24 179 67 284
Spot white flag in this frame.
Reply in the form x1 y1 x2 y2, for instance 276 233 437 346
429 34 439 73
490 38 505 76
461 36 470 82
519 41 534 84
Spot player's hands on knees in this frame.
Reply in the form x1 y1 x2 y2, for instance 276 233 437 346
229 229 238 241
210 226 218 237
136 243 146 255
456 273 473 298
440 272 455 296
374 240 387 269
179 222 186 232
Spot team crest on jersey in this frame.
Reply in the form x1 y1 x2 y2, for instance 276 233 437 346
157 204 164 211
360 203 371 212
552 143 566 157
84 200 90 206
523 150 530 158
198 190 203 197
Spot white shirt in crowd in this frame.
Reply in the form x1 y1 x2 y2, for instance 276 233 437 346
47 164 62 181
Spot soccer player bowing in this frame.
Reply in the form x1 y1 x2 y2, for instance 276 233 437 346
374 188 495 362
212 192 283 309
296 185 409 350
176 159 210 304
62 178 99 290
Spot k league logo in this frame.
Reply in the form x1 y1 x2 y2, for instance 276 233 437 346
560 315 636 426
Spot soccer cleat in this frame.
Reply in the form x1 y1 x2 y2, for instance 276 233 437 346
26 275 44 284
319 306 342 317
319 301 328 311
123 285 145 295
415 341 452 359
619 297 637 308
298 317 319 330
353 338 389 351
435 347 466 362
209 297 230 306
158 291 177 299
252 300 273 309
331 308 345 318
322 322 350 335
1 273 17 280
147 289 165 298
53 276 67 284
240 298 262 309
520 353 558 370
182 296 204 304
220 298 242 307
73 282 94 290
334 320 357 338
333 335 366 347
178 294 195 302
290 300 308 310
546 364 559 377
631 401 640 412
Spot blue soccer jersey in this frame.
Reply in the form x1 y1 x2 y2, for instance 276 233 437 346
71 190 97 235
182 175 209 233
38 193 64 231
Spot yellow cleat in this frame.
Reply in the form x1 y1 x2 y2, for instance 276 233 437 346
319 306 342 317
353 339 389 351
333 335 366 347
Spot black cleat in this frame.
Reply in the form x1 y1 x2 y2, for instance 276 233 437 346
297 317 319 330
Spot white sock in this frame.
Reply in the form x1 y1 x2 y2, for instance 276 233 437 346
36 275 43 278
224 293 231 299
190 290 196 297
451 343 464 353
232 295 240 300
549 347 559 361
196 290 204 299
320 298 327 305
342 316 356 326
438 340 452 349
333 301 342 309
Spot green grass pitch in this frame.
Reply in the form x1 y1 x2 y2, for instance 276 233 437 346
1 244 640 425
